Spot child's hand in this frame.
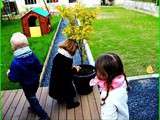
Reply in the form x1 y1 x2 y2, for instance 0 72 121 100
73 65 81 72
7 69 10 76
89 78 98 86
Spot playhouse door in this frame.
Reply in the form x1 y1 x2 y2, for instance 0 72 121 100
28 16 41 37
29 26 41 37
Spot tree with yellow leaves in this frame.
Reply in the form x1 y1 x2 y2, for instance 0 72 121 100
56 3 98 64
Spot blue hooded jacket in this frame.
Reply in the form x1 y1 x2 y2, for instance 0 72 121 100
8 48 42 86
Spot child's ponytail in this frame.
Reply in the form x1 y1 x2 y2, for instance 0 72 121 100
123 73 130 91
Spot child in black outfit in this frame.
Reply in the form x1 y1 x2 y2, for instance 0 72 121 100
49 39 80 109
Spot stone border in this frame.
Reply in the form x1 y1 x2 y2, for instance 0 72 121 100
83 39 160 81
121 5 159 17
83 39 95 66
39 18 62 84
127 74 159 81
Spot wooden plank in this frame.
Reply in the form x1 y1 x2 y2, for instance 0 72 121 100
67 107 75 120
27 87 43 120
88 92 100 120
18 100 29 120
1 91 11 109
80 95 91 120
93 86 100 114
50 100 59 120
19 87 42 120
38 87 48 108
75 95 83 120
44 96 53 118
59 103 66 120
12 92 26 120
2 90 17 119
35 87 48 120
4 89 23 119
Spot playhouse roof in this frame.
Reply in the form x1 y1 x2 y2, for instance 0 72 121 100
32 7 49 17
21 7 49 19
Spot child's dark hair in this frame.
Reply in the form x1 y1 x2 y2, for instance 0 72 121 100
95 53 129 94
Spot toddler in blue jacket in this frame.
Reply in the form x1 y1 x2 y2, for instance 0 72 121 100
7 32 49 120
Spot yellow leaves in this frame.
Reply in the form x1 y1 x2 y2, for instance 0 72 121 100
146 65 154 74
55 5 62 11
57 3 98 42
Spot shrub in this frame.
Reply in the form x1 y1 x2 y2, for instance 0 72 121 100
56 3 98 63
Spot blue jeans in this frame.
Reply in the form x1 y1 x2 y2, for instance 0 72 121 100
22 84 48 119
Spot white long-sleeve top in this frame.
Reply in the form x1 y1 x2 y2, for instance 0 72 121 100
101 86 129 120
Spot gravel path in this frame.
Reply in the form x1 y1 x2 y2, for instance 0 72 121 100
128 78 158 120
40 19 67 86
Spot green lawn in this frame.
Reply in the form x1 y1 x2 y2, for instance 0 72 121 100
1 15 61 90
89 6 158 76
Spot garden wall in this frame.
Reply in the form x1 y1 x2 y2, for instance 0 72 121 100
121 0 159 16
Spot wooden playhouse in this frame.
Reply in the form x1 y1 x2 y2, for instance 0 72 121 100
21 7 51 37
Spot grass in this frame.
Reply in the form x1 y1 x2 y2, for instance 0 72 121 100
1 15 61 90
88 6 158 77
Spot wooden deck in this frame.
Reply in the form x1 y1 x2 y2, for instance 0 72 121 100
1 86 100 120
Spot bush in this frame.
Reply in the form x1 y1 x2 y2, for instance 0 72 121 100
56 3 98 63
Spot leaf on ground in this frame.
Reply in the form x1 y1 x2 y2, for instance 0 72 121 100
146 65 154 74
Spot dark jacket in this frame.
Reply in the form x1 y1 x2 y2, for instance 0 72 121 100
8 53 42 86
49 53 76 100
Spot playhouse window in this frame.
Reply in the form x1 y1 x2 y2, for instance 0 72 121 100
2 1 18 15
47 0 58 3
25 0 37 4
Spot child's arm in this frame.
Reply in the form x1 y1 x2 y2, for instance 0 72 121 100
33 53 43 74
7 62 21 82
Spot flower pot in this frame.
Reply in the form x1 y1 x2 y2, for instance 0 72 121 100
73 64 96 95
